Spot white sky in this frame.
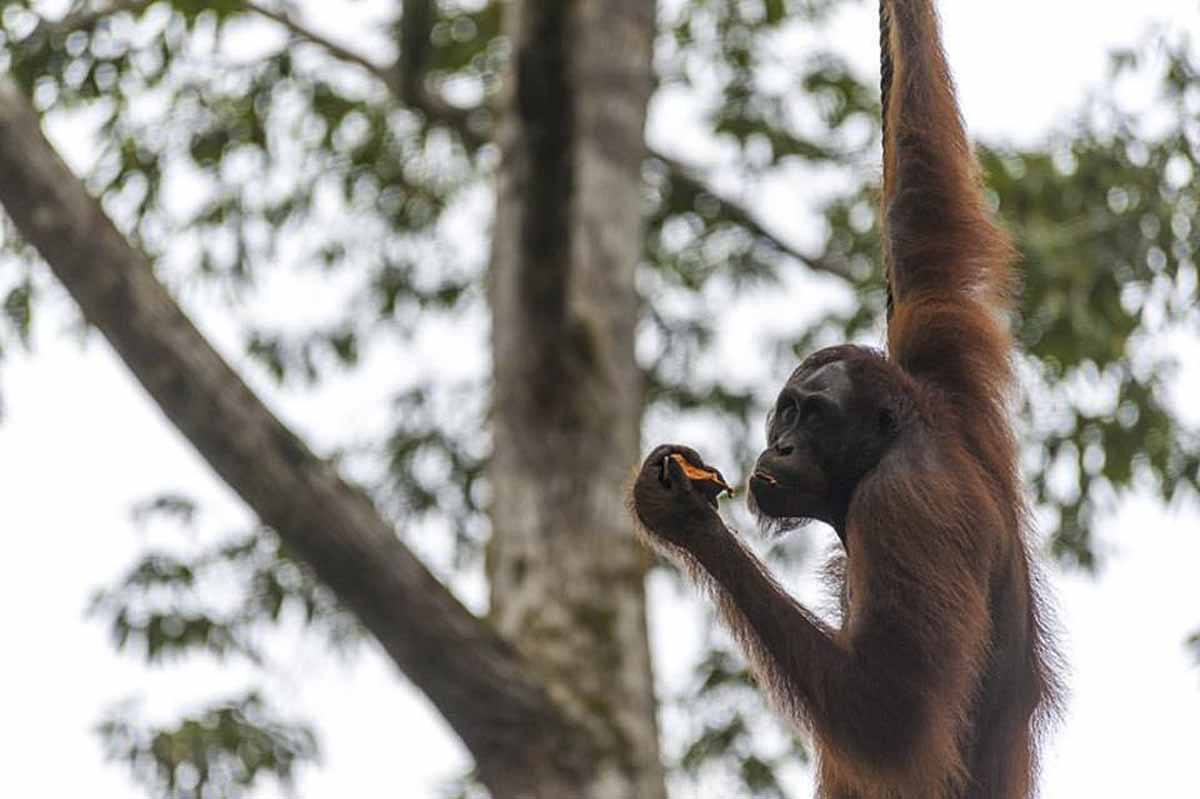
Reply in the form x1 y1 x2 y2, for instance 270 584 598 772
2 2 1199 798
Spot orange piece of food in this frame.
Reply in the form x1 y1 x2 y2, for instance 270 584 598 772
671 453 734 496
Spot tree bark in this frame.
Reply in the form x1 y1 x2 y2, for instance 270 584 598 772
0 76 594 798
488 1 666 798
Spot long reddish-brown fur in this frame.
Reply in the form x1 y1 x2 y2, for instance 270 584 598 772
630 2 1059 797
870 2 1060 795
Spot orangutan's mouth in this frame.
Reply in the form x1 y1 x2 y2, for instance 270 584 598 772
751 471 779 486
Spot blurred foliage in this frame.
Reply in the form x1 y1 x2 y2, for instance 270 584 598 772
98 692 317 799
89 495 360 665
85 491 356 792
671 648 808 799
380 381 491 563
0 0 1197 797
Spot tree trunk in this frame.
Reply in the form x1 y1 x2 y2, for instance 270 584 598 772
488 1 665 798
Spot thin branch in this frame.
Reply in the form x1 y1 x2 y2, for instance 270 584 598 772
241 1 401 92
39 0 407 99
240 1 487 149
649 148 856 282
36 0 487 149
36 0 154 36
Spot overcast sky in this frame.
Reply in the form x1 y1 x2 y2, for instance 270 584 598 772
2 2 1199 798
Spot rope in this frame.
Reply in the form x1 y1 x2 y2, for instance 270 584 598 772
879 0 895 322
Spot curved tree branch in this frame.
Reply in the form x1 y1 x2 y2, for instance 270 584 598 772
242 0 486 149
42 1 404 99
240 1 402 91
648 148 856 282
0 75 591 798
43 0 154 35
